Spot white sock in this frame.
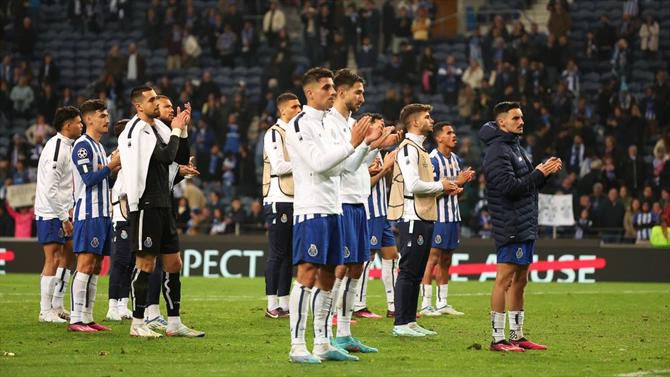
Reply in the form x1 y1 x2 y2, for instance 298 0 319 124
70 272 89 324
353 262 370 311
145 304 161 320
82 275 98 324
311 288 333 347
381 259 396 311
167 316 182 332
508 310 525 341
421 284 433 309
119 297 130 312
108 299 117 313
40 275 56 313
289 281 311 346
278 295 289 311
437 284 448 308
337 278 358 337
132 318 144 326
267 294 278 311
52 268 70 310
331 278 343 316
491 311 506 343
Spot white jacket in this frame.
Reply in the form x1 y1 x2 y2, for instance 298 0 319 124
285 105 354 216
263 119 293 204
34 132 74 221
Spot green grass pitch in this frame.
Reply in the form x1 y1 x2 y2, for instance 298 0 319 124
1 274 669 376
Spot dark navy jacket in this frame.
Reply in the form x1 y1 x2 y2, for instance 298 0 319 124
479 121 548 247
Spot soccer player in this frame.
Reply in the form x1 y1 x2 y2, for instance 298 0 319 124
106 119 134 322
419 122 475 316
262 92 302 318
479 101 561 351
69 99 120 332
35 106 82 323
284 67 370 363
355 125 400 319
387 104 459 337
119 86 202 338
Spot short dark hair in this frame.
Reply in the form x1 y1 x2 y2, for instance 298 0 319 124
79 99 107 116
360 112 383 122
130 85 154 103
333 69 366 90
53 106 81 132
493 101 521 118
432 121 453 137
399 103 432 128
302 67 333 87
276 92 298 107
113 119 130 137
156 94 170 101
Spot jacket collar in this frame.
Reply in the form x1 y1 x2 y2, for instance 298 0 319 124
302 105 328 121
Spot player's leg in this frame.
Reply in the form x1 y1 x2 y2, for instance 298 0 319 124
40 242 65 323
507 253 546 350
419 248 440 315
379 220 399 317
52 239 74 320
82 253 111 332
79 219 113 331
264 203 281 317
107 222 131 321
434 248 464 315
489 262 523 351
335 261 378 353
352 252 381 318
275 203 294 316
145 257 166 329
69 251 97 331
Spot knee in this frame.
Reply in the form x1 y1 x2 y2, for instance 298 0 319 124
439 252 452 267
163 257 182 273
347 264 364 279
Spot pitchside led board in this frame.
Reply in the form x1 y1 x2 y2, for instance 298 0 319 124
1 236 669 282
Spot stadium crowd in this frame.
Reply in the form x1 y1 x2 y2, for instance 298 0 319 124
0 0 669 242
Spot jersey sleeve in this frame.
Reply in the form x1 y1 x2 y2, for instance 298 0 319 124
72 141 110 187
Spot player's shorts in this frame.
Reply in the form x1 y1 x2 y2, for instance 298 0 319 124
113 220 131 256
431 221 461 250
73 217 113 255
128 207 180 255
292 213 344 266
496 240 535 265
36 217 66 245
341 204 370 264
367 216 396 250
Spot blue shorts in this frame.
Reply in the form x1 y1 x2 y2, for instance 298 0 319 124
496 240 535 265
341 204 370 264
73 217 113 256
367 216 396 249
431 222 460 250
36 217 66 245
292 214 344 266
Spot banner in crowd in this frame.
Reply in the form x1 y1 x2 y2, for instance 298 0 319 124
6 183 37 208
538 193 575 226
2 237 669 283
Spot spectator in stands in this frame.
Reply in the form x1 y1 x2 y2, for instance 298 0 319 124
222 152 237 199
224 3 243 36
210 208 227 235
639 15 659 57
244 199 265 232
618 144 646 196
393 6 412 54
623 0 639 19
575 208 592 240
619 186 633 212
217 24 238 67
584 31 598 60
478 207 492 239
5 200 33 238
145 6 162 50
182 27 202 68
566 134 585 174
618 14 637 43
601 187 625 242
611 38 632 81
330 31 349 71
9 75 34 118
12 160 29 184
466 26 484 68
25 114 54 145
547 1 570 38
653 70 670 127
624 198 641 241
38 52 59 86
0 205 14 237
595 15 616 61
458 84 475 123
418 46 437 94
379 88 401 122
16 17 36 59
561 59 580 97
195 70 221 110
488 15 509 41
35 84 59 124
226 197 247 233
357 35 377 80
125 42 146 84
167 23 183 70
0 55 12 83
176 197 191 233
263 0 286 48
462 59 484 90
634 201 658 242
411 6 431 52
104 44 125 83
203 144 223 182
240 20 258 67
183 179 206 211
640 184 656 207
360 0 381 51
382 0 395 52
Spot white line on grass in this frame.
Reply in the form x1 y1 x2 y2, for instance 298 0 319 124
615 368 670 377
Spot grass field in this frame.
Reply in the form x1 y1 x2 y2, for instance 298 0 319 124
0 274 669 376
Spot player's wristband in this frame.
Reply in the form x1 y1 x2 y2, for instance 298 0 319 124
171 128 182 138
181 126 188 138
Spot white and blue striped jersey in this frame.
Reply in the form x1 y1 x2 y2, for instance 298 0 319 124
365 151 387 219
71 135 112 221
430 149 461 223
633 211 658 241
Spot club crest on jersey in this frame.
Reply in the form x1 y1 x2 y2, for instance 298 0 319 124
516 247 524 259
307 244 318 257
417 235 424 246
434 235 442 244
77 148 88 159
280 214 288 223
144 237 153 248
344 246 350 258
120 230 128 239
370 236 378 246
90 237 99 248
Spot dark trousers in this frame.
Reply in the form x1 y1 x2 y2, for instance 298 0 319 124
394 220 434 326
264 202 293 297
109 222 134 299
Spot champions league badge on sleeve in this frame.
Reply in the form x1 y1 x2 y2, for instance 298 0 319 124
77 148 88 159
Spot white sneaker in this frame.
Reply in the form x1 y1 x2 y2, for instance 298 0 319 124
106 307 123 321
130 323 162 338
118 299 133 319
145 315 168 332
434 305 464 316
289 345 321 364
409 322 437 336
166 323 205 337
54 308 70 321
420 306 442 317
39 310 66 323
392 325 425 337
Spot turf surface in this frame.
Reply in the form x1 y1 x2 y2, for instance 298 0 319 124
0 274 669 376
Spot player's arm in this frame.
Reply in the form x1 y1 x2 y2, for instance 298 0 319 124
485 148 545 197
72 143 115 187
286 120 354 174
50 156 71 221
342 142 371 173
398 146 443 195
265 129 292 176
151 128 182 163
